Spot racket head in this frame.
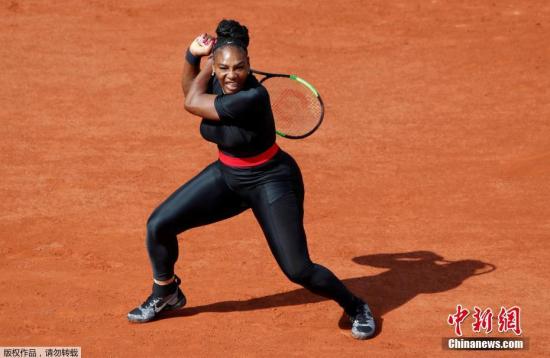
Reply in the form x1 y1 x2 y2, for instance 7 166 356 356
252 70 324 139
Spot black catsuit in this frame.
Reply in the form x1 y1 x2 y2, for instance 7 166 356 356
146 74 361 315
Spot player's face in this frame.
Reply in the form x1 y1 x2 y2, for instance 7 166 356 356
213 46 250 95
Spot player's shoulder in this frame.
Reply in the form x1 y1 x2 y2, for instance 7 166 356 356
240 75 268 100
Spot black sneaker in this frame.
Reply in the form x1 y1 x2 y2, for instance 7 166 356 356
349 302 376 339
127 276 187 323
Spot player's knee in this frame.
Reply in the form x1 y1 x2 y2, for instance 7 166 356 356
283 262 315 285
146 210 170 240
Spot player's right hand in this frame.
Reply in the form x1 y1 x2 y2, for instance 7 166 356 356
189 33 216 57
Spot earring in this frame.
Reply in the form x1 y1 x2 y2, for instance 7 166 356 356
211 71 215 76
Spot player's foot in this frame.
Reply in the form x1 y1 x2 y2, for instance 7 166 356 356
349 302 376 339
127 275 186 323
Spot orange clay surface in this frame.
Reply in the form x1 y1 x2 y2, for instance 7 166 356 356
1 1 549 357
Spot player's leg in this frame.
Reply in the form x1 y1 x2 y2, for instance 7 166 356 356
145 161 247 282
249 180 361 312
128 161 247 323
248 153 375 338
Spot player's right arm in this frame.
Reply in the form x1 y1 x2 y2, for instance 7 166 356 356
182 33 215 96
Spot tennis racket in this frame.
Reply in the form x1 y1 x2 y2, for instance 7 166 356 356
252 69 324 139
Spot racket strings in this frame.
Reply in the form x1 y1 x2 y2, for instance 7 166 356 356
262 77 322 137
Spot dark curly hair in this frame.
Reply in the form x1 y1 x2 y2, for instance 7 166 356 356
213 19 249 53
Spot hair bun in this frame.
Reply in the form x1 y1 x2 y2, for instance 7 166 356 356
215 19 249 50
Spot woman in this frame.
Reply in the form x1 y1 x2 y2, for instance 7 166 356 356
127 19 375 340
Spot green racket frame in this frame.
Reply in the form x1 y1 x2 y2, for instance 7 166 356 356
252 69 325 139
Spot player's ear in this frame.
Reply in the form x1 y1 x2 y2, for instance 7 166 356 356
247 56 251 74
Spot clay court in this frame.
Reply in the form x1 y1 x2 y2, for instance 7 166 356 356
1 0 549 356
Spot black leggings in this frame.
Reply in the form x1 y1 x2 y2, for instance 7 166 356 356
146 150 360 315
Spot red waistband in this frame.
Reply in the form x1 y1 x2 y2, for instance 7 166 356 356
219 143 280 168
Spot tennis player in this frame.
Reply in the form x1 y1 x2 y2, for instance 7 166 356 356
127 19 375 340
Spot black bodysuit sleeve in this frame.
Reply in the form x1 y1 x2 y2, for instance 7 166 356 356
214 88 263 122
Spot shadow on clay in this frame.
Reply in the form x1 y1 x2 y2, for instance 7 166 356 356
160 250 495 336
